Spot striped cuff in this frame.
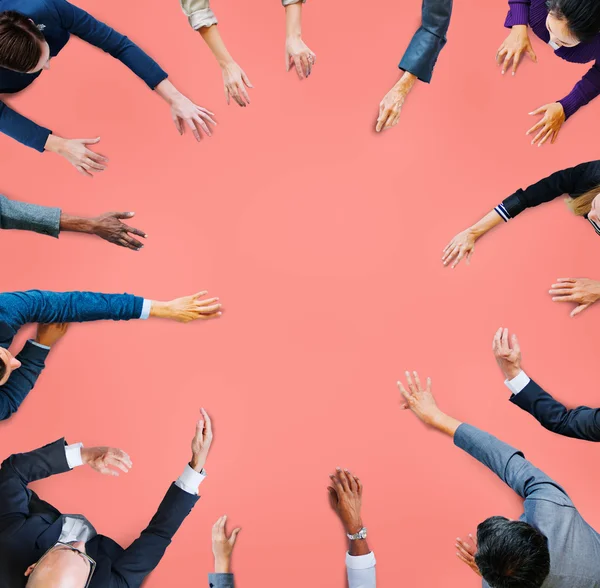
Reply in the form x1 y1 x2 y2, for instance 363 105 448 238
494 203 511 222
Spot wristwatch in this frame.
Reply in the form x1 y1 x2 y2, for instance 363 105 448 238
347 527 367 540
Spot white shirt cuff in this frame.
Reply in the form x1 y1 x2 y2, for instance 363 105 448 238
140 299 152 319
346 552 376 570
175 464 207 495
65 443 84 469
504 370 531 395
29 339 51 350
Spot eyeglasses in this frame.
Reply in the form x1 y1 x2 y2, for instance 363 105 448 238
34 541 96 588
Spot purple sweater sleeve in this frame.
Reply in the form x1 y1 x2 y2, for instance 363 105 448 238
558 63 600 119
504 0 531 27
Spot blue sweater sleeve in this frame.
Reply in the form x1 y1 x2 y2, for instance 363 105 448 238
398 0 453 83
0 101 52 153
48 0 168 89
454 423 573 505
0 290 144 331
0 340 49 421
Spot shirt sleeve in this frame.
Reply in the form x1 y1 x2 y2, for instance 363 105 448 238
398 0 453 83
50 0 168 89
504 371 531 395
558 62 600 120
454 423 573 505
175 465 207 495
495 161 600 219
282 0 305 5
0 194 61 237
346 552 377 588
65 443 84 468
504 0 531 28
179 0 218 29
140 299 152 319
0 101 52 153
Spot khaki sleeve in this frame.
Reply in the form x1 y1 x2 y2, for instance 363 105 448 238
179 0 218 29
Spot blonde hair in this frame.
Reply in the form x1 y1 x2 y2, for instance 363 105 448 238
565 185 600 216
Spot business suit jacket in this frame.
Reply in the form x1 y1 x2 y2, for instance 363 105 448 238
0 195 60 237
399 0 453 83
455 424 600 587
510 378 600 441
0 439 199 588
0 290 144 420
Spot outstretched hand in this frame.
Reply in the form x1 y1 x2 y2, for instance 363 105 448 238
492 328 522 380
327 468 363 535
81 446 132 477
455 534 481 576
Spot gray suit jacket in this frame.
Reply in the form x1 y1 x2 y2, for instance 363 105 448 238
208 573 234 588
0 195 60 237
455 424 600 588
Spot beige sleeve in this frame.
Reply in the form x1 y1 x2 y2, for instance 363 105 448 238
282 0 306 5
179 0 218 29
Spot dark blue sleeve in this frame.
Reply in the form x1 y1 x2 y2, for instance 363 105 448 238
0 101 52 153
0 341 49 421
49 0 168 89
0 290 144 330
398 0 453 83
511 379 600 442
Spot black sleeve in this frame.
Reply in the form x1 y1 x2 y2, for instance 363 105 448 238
498 160 600 219
108 484 200 587
0 438 70 518
510 378 600 442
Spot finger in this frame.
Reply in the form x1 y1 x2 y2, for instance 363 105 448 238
231 91 245 107
525 119 545 137
512 51 522 75
384 107 399 130
241 70 253 88
405 370 416 395
120 233 144 250
239 83 251 105
172 114 183 135
114 211 135 220
571 304 590 317
104 456 131 474
531 125 549 145
426 377 432 393
194 303 221 315
219 515 227 535
548 288 574 296
76 165 93 178
229 528 241 545
537 128 553 147
82 137 101 145
452 246 468 268
82 157 105 171
98 465 119 477
556 278 577 284
442 244 460 265
397 381 411 402
197 109 217 127
117 237 135 250
111 450 133 468
198 312 222 320
511 333 520 355
528 46 537 62
528 105 547 116
193 291 209 300
300 54 310 77
466 246 475 265
186 118 201 142
552 295 576 303
84 149 108 164
413 371 423 392
196 297 220 308
500 327 509 352
192 115 211 138
493 327 502 352
496 46 507 66
212 517 222 537
225 86 231 106
329 472 344 492
200 407 212 435
196 106 215 116
123 224 147 239
336 468 351 492
345 469 358 493
501 50 513 74
293 55 303 79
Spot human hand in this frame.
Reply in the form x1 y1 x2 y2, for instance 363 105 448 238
153 291 222 323
212 515 241 573
90 212 147 251
397 371 444 427
549 277 600 317
285 36 316 79
170 92 216 141
221 61 253 106
496 25 537 75
45 135 108 178
376 73 417 132
442 228 477 268
455 534 481 576
35 323 69 347
81 446 132 477
327 468 363 535
492 328 522 380
526 102 565 146
190 408 213 472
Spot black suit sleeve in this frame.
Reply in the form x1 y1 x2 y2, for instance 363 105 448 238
398 0 453 83
0 438 70 518
108 483 200 588
510 378 600 441
500 160 600 219
0 341 50 421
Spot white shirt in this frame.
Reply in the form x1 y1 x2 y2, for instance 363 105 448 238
347 552 376 588
504 370 531 395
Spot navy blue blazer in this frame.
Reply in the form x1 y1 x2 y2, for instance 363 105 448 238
511 378 600 442
399 0 453 83
0 439 199 588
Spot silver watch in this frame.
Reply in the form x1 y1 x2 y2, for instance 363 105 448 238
347 527 367 540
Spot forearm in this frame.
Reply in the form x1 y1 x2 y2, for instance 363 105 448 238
199 26 235 67
469 210 504 238
285 2 303 38
431 412 462 437
558 66 600 120
59 213 96 234
349 539 371 557
155 79 182 105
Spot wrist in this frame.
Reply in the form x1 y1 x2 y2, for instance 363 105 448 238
214 557 231 573
44 134 66 154
504 367 521 381
344 520 364 536
149 300 170 319
189 455 206 473
397 71 417 89
468 225 484 239
155 80 180 105
59 213 95 234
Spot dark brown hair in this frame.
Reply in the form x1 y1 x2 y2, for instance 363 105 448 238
0 11 45 72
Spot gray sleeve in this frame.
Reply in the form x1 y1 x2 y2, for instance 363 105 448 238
454 424 573 505
208 573 235 588
0 194 61 238
179 0 217 29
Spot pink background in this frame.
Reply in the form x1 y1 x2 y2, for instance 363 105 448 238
1 0 599 586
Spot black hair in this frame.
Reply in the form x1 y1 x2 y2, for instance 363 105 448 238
0 357 6 383
0 11 44 72
475 516 550 588
546 0 600 43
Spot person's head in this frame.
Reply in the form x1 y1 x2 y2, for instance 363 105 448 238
0 346 21 386
546 0 600 47
25 542 95 588
475 516 550 588
0 11 50 73
565 184 600 223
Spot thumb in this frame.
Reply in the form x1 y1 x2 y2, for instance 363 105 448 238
83 137 101 145
229 528 241 545
571 303 590 318
528 47 537 62
528 105 547 115
115 211 135 219
241 71 253 88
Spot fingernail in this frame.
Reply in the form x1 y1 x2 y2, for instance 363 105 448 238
336 467 341 471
